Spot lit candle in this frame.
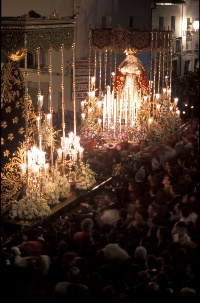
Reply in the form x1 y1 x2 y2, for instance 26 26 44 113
74 136 80 150
167 89 171 96
72 150 77 162
97 100 102 108
37 116 40 129
57 148 62 161
33 165 40 177
47 113 51 126
79 147 84 159
91 76 95 90
114 98 116 125
157 104 161 111
44 163 49 177
81 112 85 120
38 95 44 107
20 163 26 176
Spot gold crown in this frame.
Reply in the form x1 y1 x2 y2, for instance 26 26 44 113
124 48 138 55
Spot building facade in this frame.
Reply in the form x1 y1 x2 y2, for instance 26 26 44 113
1 0 199 114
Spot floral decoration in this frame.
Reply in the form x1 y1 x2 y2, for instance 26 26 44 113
75 160 97 191
9 189 51 221
42 170 71 205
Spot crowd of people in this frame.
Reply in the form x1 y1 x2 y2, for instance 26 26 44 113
1 118 199 302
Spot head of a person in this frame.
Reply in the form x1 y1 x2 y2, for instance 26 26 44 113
156 226 170 241
81 218 94 233
147 203 158 217
180 206 191 219
175 221 187 236
135 207 148 221
162 172 174 187
134 245 147 261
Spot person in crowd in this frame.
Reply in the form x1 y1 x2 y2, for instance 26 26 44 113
84 229 104 272
49 239 70 287
73 217 94 255
172 221 191 248
133 246 147 270
179 205 194 235
168 200 181 228
146 202 158 228
1 118 199 301
145 253 159 279
153 188 171 227
154 226 171 256
161 172 175 200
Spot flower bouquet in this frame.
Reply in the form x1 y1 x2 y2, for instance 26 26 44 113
75 160 97 194
9 188 51 221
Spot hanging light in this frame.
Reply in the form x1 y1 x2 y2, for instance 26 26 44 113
193 19 199 32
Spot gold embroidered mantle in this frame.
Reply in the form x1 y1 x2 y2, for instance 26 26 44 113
1 60 38 211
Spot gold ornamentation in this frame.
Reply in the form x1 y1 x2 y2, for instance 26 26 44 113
1 121 7 128
3 150 10 157
6 106 12 113
124 48 138 55
8 133 14 140
8 48 25 62
1 15 76 54
15 101 20 109
1 60 38 211
13 117 19 124
91 28 171 53
45 11 61 20
18 127 25 135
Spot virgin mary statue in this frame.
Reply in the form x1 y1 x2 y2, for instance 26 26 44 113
114 48 149 123
114 48 149 97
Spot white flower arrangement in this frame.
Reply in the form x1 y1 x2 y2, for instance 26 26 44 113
42 181 60 206
9 189 51 221
52 169 71 199
41 170 71 205
75 160 97 191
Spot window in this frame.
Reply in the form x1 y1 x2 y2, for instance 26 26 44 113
176 37 182 53
159 17 164 31
171 16 175 32
194 58 199 71
184 60 191 74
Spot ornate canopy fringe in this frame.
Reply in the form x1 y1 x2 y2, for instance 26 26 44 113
91 26 172 53
1 11 76 54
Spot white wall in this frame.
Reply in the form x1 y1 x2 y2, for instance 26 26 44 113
1 0 73 17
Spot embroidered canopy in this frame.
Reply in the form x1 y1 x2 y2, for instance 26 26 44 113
91 27 172 53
